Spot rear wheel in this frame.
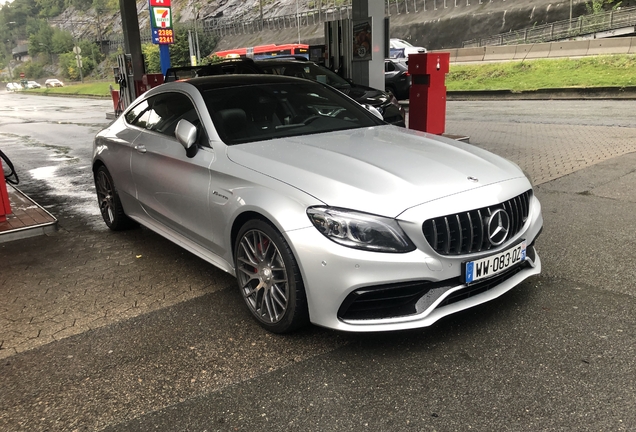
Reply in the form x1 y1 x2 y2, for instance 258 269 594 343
234 219 309 333
94 165 137 230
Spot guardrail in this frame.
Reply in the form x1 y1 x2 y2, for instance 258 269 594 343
462 6 636 47
444 36 636 62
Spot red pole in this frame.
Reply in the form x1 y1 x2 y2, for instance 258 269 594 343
0 172 11 223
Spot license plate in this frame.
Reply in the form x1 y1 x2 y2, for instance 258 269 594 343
463 241 526 284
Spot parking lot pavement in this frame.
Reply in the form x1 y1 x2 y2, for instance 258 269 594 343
446 120 636 185
1 99 636 430
2 105 636 358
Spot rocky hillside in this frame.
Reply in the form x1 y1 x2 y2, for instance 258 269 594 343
46 0 636 51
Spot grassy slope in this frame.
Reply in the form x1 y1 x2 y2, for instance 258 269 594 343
18 54 636 96
27 82 113 97
446 55 636 91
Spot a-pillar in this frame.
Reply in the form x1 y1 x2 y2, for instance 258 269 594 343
351 0 385 91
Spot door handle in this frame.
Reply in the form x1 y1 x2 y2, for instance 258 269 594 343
134 145 147 153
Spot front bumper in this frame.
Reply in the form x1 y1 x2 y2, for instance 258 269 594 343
285 184 543 332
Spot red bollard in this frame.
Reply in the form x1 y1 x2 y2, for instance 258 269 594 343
0 171 11 223
408 52 450 135
110 88 120 114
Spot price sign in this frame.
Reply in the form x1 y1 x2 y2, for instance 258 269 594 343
152 28 175 44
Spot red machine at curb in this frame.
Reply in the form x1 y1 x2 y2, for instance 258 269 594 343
0 171 10 223
0 149 19 222
408 52 450 135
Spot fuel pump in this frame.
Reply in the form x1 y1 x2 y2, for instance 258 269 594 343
116 53 136 112
0 149 19 223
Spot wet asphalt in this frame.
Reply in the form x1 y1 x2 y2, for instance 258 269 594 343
1 94 635 431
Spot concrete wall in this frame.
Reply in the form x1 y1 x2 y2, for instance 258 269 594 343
211 0 636 60
388 0 588 50
214 0 590 52
442 37 636 62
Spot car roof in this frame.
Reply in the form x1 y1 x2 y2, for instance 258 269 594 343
254 57 310 65
182 73 319 91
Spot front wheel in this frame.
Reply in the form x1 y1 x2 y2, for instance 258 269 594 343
94 165 137 231
234 219 309 333
386 86 398 100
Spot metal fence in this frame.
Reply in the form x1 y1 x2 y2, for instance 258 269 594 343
200 0 515 37
462 6 636 47
201 5 353 37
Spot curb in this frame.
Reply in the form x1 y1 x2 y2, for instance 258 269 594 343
446 86 636 101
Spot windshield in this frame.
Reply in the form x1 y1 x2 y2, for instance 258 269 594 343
391 39 415 48
258 62 351 90
202 81 383 145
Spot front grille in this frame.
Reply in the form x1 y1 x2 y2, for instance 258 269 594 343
422 190 532 256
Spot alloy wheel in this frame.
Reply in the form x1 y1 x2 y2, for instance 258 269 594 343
236 229 289 324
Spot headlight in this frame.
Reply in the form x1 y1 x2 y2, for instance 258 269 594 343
307 207 416 253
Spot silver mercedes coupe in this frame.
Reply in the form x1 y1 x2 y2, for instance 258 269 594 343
92 75 542 333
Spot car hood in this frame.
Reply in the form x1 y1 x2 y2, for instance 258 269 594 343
226 126 525 217
336 84 390 107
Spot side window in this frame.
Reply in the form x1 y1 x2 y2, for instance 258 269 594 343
385 62 396 72
147 92 202 139
125 99 151 127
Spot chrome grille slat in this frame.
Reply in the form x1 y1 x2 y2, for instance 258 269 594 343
476 209 484 252
423 190 532 256
431 219 438 250
511 197 521 233
443 217 451 255
466 212 474 254
455 214 463 254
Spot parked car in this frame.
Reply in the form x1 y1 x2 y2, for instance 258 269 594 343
45 78 64 88
165 58 406 127
27 80 41 89
5 82 20 92
385 58 411 100
389 38 427 58
93 74 543 333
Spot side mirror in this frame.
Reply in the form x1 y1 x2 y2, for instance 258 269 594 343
175 119 199 157
362 104 384 120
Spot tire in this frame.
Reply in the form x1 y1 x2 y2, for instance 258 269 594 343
234 219 309 333
94 165 137 231
386 86 397 100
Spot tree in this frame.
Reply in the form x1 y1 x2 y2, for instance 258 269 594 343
168 25 218 67
59 40 100 80
52 29 74 54
14 59 44 79
35 0 65 18
142 43 160 73
26 19 54 57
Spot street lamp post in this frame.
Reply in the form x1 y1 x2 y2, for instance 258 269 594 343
5 22 17 80
296 0 301 44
